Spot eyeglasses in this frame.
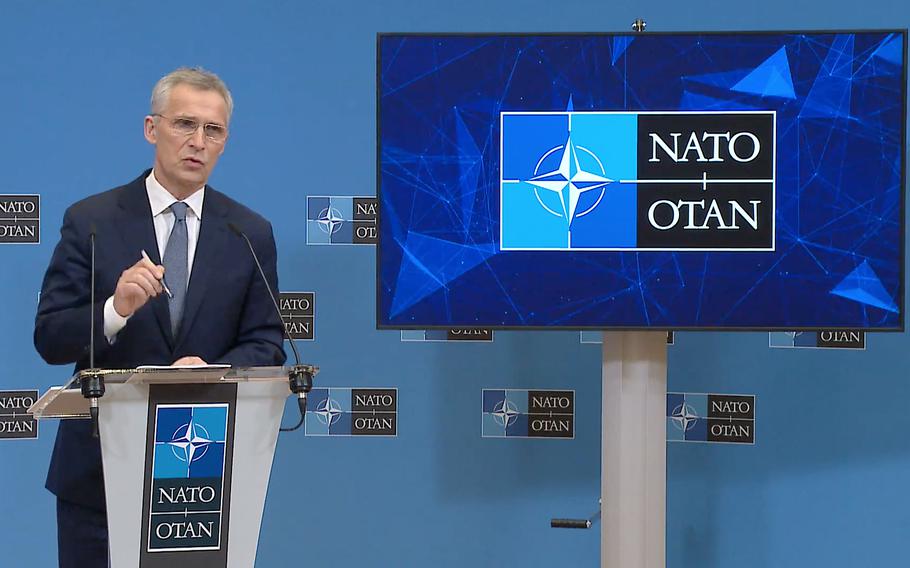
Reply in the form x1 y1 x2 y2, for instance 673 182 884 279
153 114 228 143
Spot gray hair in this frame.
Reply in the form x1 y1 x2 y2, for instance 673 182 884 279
150 67 233 122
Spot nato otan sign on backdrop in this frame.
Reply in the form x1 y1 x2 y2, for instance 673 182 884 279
0 195 40 244
279 292 315 341
305 388 398 437
667 393 755 444
401 329 494 342
482 389 575 439
769 330 865 350
306 196 377 245
0 390 38 439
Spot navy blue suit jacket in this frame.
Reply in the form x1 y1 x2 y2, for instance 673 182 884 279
34 170 286 510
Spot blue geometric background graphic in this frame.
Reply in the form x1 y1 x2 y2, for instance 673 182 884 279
732 46 797 99
831 260 900 313
379 32 905 329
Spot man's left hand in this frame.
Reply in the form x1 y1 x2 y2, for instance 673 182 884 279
172 356 207 366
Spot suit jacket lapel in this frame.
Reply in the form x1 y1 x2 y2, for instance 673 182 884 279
115 171 174 347
174 187 228 349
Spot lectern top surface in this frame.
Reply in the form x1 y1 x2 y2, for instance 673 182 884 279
27 365 318 419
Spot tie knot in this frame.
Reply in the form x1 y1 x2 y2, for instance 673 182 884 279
171 201 189 222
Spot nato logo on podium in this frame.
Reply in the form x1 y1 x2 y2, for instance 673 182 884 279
148 404 229 551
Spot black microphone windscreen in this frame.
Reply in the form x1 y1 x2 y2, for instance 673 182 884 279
227 222 243 236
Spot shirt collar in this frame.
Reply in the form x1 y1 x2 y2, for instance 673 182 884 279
145 170 205 219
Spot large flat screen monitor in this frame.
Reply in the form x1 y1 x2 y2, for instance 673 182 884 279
377 31 907 330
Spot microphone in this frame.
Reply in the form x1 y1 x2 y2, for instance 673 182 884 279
228 222 313 431
80 223 104 438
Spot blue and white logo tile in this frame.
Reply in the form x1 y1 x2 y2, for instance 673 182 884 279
401 329 494 342
769 330 865 350
305 388 397 437
482 389 574 439
667 393 755 445
666 393 708 443
306 196 377 245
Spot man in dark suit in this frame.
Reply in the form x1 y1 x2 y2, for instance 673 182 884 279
33 67 286 568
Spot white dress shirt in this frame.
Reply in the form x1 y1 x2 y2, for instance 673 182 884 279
103 171 205 340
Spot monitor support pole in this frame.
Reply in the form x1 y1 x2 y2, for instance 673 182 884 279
601 331 667 568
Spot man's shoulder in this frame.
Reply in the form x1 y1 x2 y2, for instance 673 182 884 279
65 172 147 219
206 187 273 234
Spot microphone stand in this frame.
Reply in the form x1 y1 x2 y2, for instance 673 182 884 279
228 223 314 431
80 225 104 438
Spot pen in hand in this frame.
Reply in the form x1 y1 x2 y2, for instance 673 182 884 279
140 249 173 299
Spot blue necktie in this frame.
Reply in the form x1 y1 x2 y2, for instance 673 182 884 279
163 202 189 337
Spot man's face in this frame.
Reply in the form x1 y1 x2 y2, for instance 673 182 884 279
143 84 229 197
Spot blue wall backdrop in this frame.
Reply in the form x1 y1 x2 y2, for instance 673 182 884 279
0 1 907 567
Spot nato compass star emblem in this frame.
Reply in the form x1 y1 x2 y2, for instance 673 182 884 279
670 403 699 432
491 399 520 428
167 419 213 463
316 207 344 235
315 397 343 426
524 133 613 225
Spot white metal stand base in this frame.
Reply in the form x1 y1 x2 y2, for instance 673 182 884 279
601 331 667 568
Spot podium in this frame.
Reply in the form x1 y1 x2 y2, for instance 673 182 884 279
29 366 315 568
